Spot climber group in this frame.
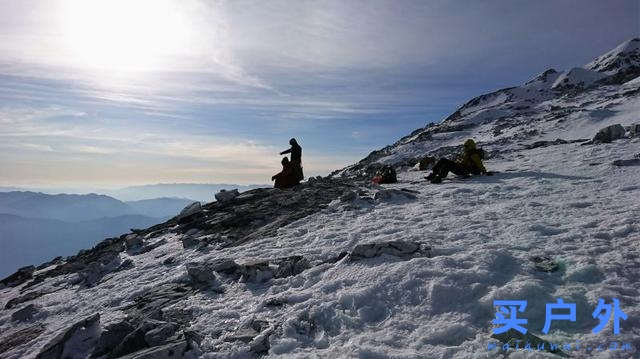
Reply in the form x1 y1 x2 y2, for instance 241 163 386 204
370 138 491 185
272 138 304 189
271 137 489 189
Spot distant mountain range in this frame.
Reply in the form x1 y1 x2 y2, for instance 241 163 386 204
101 183 265 202
0 183 266 202
0 191 196 277
0 191 195 222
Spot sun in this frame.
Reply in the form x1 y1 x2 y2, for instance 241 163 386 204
61 0 193 71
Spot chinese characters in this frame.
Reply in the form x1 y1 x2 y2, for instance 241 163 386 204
492 298 627 335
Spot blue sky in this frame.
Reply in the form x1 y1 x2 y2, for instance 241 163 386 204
0 0 638 187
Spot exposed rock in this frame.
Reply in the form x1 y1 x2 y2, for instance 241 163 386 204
185 264 218 286
322 252 349 265
530 255 560 273
592 124 626 143
11 304 40 322
123 283 196 322
111 327 149 358
144 322 178 347
139 238 168 254
264 297 288 307
215 189 240 203
236 260 272 283
612 158 640 166
36 313 100 359
525 138 568 149
119 258 135 271
350 240 430 261
0 265 35 288
272 256 311 279
340 190 357 202
5 290 45 309
180 235 200 249
91 321 135 358
207 258 241 273
163 256 176 265
126 234 143 249
108 319 176 357
249 330 272 354
374 189 418 201
183 330 204 347
157 180 355 249
224 326 260 344
177 202 202 220
225 319 270 347
36 257 64 271
117 341 188 359
198 256 313 284
628 123 640 137
0 325 45 355
79 253 122 287
491 329 565 356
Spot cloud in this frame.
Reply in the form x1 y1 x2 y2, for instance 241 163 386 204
0 0 637 186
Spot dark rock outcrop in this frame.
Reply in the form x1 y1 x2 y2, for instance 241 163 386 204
0 265 35 288
11 304 40 322
0 325 46 356
349 240 431 261
5 290 46 310
592 124 626 144
36 313 100 359
612 158 640 167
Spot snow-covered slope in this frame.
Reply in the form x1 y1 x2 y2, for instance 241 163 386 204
1 39 639 359
586 38 640 76
334 38 640 179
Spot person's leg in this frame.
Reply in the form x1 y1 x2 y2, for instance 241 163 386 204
449 162 471 177
435 159 458 178
427 158 445 180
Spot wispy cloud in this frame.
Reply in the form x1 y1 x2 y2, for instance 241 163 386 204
0 0 637 186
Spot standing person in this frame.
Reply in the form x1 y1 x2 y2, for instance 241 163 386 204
280 138 304 181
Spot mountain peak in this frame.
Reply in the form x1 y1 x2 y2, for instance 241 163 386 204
585 38 640 80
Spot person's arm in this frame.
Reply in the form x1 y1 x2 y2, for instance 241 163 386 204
280 148 292 155
471 154 486 173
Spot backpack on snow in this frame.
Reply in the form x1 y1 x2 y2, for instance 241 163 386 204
372 165 397 184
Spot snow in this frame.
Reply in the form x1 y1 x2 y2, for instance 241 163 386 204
1 137 639 358
2 40 640 358
586 38 640 74
551 68 606 90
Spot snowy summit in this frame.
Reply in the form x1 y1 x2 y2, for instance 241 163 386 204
1 39 639 358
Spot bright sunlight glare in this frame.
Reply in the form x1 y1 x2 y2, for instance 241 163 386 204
61 0 194 71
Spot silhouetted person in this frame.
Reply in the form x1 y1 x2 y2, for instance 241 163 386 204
280 138 304 181
426 139 488 183
272 157 298 189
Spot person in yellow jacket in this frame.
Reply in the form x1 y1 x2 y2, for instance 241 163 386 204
425 139 489 184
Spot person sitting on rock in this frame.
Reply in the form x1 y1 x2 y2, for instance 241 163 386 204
280 138 304 182
272 157 299 189
425 139 489 184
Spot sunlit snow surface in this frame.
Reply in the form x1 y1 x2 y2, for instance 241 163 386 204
1 135 638 358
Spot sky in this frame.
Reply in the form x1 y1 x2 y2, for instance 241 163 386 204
0 0 638 188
